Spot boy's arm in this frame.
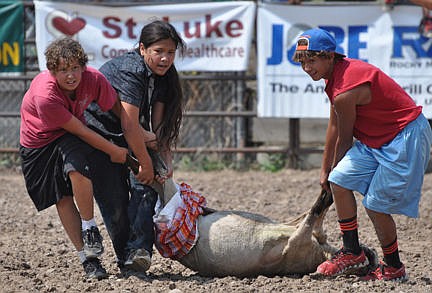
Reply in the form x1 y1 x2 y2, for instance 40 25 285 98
320 81 372 190
332 83 371 166
320 105 338 191
332 90 356 167
110 95 122 118
61 115 128 164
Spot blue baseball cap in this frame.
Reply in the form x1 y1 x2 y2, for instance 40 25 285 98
295 28 345 57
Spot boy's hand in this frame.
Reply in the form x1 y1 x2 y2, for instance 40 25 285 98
319 171 331 194
137 161 154 184
110 146 129 164
126 151 168 185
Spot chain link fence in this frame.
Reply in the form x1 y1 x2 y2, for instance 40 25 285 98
0 1 261 169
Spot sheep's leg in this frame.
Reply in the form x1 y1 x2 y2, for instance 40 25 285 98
283 190 333 254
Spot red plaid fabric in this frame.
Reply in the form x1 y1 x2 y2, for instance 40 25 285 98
155 182 207 259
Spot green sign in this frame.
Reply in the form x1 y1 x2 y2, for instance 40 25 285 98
0 1 24 73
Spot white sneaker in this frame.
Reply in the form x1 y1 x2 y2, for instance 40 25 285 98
82 227 104 258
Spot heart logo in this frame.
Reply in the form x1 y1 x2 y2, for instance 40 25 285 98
52 16 86 37
45 10 86 38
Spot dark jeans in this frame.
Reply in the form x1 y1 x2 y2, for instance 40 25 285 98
90 150 158 264
90 150 130 263
126 173 158 256
84 104 157 262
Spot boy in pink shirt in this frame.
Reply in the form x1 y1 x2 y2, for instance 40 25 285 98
19 38 128 279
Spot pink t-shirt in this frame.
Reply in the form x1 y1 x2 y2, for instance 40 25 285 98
325 59 422 148
20 66 117 148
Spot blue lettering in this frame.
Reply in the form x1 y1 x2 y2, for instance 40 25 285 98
267 24 283 65
267 24 431 67
347 26 368 61
393 26 429 58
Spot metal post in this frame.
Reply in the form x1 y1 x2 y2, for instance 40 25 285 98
235 72 246 168
288 118 300 169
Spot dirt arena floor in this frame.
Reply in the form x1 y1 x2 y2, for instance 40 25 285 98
1 167 431 292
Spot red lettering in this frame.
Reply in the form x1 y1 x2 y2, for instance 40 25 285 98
205 14 222 38
161 14 244 40
184 21 201 38
101 45 129 58
125 18 137 39
103 17 122 38
226 20 243 38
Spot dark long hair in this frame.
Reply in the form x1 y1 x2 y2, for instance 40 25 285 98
136 20 186 149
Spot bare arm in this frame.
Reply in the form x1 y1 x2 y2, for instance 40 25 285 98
152 101 173 182
320 105 338 191
320 83 371 190
332 92 356 166
61 116 128 163
332 83 372 164
120 101 155 184
110 95 122 118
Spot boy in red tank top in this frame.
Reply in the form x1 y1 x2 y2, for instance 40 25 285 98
293 28 432 281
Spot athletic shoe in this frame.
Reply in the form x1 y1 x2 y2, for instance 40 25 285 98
361 261 408 282
82 258 108 280
124 248 152 272
316 248 369 276
82 226 104 258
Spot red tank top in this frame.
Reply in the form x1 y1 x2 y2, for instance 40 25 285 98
325 58 422 148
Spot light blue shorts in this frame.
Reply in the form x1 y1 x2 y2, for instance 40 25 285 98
328 114 432 218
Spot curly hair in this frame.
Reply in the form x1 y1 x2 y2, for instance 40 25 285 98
44 38 88 72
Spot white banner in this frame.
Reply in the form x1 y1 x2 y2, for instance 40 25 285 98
257 4 432 118
34 1 256 72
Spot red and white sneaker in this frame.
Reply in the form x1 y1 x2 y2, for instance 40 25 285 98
316 249 369 276
361 261 408 282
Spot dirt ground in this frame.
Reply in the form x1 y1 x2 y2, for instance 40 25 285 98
1 167 431 293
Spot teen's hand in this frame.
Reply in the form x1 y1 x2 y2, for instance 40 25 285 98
145 139 158 151
155 161 173 184
144 131 158 150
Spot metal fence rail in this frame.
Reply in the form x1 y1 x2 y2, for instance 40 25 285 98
0 0 335 169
